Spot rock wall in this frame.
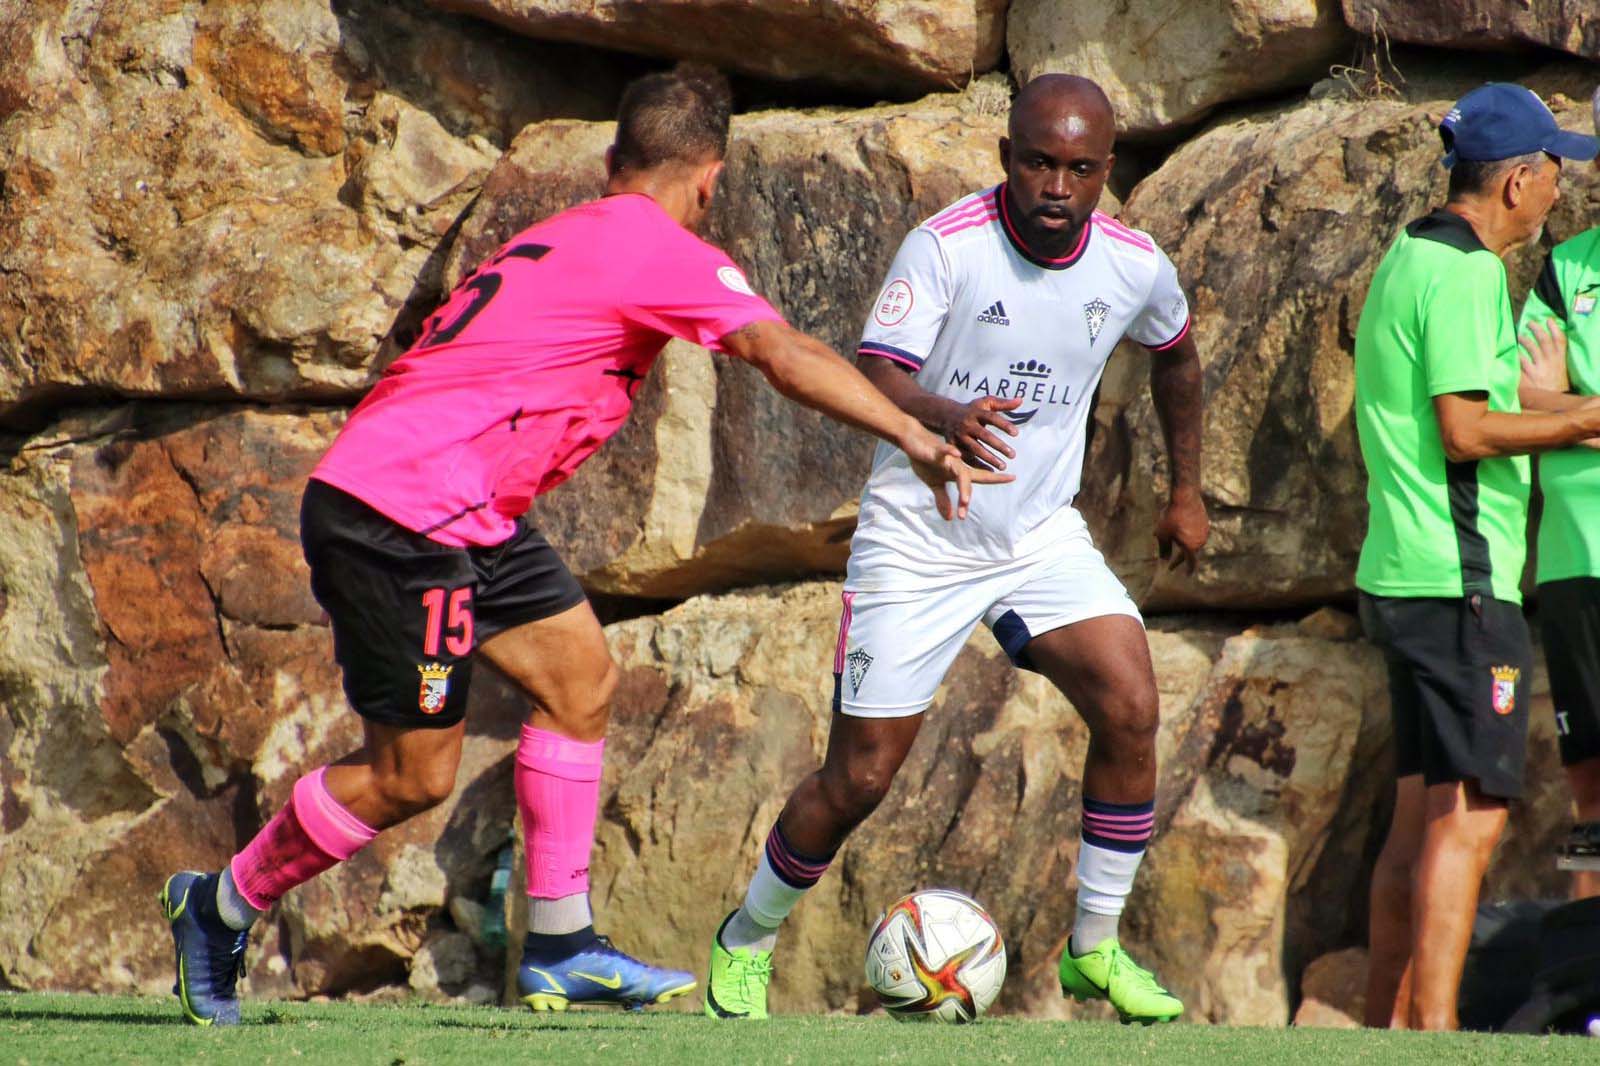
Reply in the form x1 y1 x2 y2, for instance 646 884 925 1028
2 0 1595 1024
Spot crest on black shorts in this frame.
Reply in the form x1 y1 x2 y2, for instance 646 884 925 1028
847 648 874 693
1084 298 1110 343
1491 664 1520 716
418 661 453 714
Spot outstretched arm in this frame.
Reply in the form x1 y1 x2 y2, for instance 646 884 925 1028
857 356 1023 471
719 319 1012 519
1149 332 1209 573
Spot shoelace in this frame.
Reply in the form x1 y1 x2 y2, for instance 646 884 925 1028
1110 950 1165 992
739 953 773 1000
205 928 248 990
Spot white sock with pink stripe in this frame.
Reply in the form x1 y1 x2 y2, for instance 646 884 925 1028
1070 796 1155 956
722 820 835 953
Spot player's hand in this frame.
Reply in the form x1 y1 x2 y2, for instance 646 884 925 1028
900 424 1014 520
1155 484 1209 576
939 396 1024 471
1520 319 1571 394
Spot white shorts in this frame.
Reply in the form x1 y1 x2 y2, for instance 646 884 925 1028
832 533 1141 718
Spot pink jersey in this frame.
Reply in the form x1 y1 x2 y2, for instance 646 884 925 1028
312 193 784 547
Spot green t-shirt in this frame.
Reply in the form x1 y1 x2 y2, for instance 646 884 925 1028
1355 209 1531 604
1518 225 1600 584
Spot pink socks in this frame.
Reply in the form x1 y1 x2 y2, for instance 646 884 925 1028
226 729 602 916
230 767 379 911
515 725 604 900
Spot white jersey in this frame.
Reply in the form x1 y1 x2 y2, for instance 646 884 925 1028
849 184 1190 590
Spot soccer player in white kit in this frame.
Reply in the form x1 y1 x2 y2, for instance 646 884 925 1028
703 75 1208 1023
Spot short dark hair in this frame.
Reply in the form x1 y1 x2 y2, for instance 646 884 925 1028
1447 150 1547 200
612 63 733 173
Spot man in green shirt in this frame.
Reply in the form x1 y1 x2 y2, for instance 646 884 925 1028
1518 87 1600 902
1354 83 1600 1032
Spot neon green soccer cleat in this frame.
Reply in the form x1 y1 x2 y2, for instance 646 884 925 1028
1059 937 1182 1025
703 912 773 1019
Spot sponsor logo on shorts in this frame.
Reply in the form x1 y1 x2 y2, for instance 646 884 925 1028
1491 664 1520 716
1084 297 1111 343
874 279 914 326
847 648 874 693
418 661 454 714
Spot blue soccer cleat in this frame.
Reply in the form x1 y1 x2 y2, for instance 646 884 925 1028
160 871 248 1026
517 934 697 1012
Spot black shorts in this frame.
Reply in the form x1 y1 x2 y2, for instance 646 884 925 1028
300 479 587 729
1359 592 1533 800
1539 577 1600 767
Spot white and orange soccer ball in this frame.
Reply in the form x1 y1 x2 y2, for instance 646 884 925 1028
864 889 1006 1023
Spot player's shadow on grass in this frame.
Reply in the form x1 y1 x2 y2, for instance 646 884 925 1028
0 1007 193 1027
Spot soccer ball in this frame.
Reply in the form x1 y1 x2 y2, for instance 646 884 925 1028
864 889 1006 1023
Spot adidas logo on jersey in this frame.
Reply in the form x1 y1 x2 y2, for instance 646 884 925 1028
976 300 1010 326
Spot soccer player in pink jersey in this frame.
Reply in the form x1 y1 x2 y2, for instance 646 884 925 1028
158 64 1002 1026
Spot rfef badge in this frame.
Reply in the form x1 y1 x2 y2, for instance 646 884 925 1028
418 661 453 714
1491 664 1520 716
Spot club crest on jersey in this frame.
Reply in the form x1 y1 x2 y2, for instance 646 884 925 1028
847 648 874 692
1084 298 1111 343
418 661 453 714
976 299 1010 326
1490 665 1520 716
1576 294 1597 316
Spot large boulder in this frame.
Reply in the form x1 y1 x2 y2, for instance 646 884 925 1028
0 0 626 432
427 0 1007 98
447 94 1015 599
1342 1 1599 61
1008 0 1354 138
0 404 519 996
1082 86 1600 612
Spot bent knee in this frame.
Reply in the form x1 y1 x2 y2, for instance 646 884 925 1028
373 762 457 818
822 765 896 823
1092 689 1160 748
540 657 618 738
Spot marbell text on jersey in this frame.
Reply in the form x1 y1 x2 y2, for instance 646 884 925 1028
948 359 1071 426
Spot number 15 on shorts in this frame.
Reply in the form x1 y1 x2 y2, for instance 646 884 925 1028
421 587 473 657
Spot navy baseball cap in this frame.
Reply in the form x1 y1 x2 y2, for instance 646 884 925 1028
1439 83 1598 166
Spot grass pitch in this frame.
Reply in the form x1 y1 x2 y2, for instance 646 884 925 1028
2 993 1595 1065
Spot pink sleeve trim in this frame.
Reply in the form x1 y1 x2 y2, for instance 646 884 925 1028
1143 317 1191 352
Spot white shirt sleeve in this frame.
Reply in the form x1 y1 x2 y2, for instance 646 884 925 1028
857 226 952 372
1125 244 1191 351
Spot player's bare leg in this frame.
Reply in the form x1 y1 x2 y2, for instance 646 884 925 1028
1564 756 1600 899
1026 614 1158 804
779 714 925 857
161 722 452 1026
477 601 695 1009
727 712 922 941
1364 773 1426 1028
1024 613 1180 1023
707 713 922 1017
324 720 467 828
1408 780 1508 1030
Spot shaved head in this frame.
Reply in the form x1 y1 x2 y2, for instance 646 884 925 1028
1010 74 1116 152
998 75 1117 260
